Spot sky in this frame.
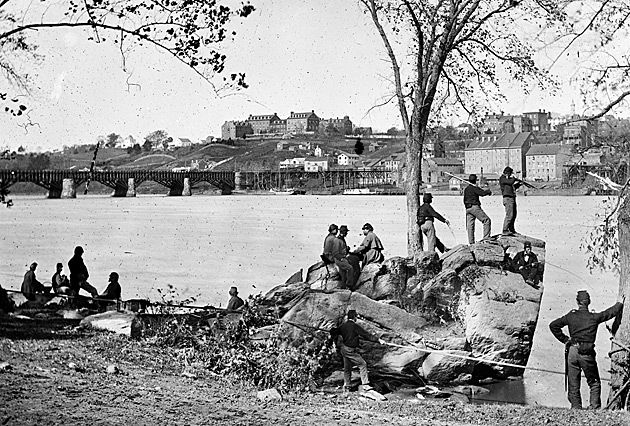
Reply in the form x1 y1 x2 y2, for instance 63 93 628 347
0 0 614 151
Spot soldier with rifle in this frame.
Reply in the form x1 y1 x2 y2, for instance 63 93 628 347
463 174 492 244
499 166 522 236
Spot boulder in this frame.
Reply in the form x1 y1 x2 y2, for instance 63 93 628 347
285 269 303 284
271 233 546 385
457 266 542 375
262 281 310 308
440 245 475 272
421 269 462 319
470 240 507 268
80 311 142 338
306 261 343 291
278 290 428 374
421 350 475 383
354 257 410 301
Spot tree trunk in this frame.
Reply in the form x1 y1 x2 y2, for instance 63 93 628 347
405 133 423 256
608 195 630 409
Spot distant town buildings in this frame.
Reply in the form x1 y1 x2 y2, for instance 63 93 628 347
465 132 537 177
525 144 573 180
319 116 353 135
481 110 550 134
337 152 360 166
221 121 253 140
304 157 329 172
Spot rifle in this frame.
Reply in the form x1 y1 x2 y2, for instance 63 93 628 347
513 177 540 190
84 141 100 195
443 171 481 189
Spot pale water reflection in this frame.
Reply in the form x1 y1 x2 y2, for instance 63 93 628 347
0 193 617 407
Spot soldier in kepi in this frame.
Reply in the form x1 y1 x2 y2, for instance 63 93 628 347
226 286 245 311
334 309 385 393
463 174 492 244
549 290 624 409
322 224 339 265
352 223 384 269
417 193 450 253
333 225 354 288
499 166 522 236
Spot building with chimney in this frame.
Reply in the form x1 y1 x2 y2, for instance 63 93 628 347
221 121 253 140
286 111 320 134
465 132 537 177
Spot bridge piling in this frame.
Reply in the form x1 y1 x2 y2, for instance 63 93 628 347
182 177 191 196
126 178 136 197
61 179 76 198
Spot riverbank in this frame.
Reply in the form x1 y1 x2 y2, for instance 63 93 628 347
0 317 628 425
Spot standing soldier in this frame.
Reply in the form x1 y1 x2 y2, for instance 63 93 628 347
417 193 450 253
499 166 522 235
549 291 624 409
463 174 492 244
335 309 385 393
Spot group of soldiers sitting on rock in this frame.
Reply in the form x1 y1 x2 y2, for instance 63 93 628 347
322 223 384 288
19 245 121 310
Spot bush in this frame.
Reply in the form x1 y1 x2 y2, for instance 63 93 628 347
142 294 337 392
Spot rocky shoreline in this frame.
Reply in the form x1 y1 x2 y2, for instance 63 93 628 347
256 234 546 389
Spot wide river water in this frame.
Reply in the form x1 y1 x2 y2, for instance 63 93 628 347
0 193 619 408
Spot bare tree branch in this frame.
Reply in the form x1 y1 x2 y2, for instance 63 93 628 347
565 90 630 123
361 0 410 134
0 21 216 88
548 0 612 70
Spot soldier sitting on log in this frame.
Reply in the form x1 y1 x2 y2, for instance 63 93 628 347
21 262 50 301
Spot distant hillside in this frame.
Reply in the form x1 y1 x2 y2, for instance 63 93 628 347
5 136 406 172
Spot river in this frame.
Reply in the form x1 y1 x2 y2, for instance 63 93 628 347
0 193 618 407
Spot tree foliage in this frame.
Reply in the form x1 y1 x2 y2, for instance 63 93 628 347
1 0 255 120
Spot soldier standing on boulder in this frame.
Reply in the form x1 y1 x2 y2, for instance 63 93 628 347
499 166 522 236
335 309 385 393
549 291 624 409
463 174 492 244
417 193 450 253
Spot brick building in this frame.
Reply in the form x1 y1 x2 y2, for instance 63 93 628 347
221 121 253 140
287 111 320 134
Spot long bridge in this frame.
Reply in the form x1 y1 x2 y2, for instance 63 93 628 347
0 169 398 198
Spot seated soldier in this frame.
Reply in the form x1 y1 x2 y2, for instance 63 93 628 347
97 272 122 311
51 263 73 295
21 262 50 301
226 287 244 311
513 241 542 288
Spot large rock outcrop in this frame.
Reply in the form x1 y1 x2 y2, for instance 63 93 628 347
260 234 545 385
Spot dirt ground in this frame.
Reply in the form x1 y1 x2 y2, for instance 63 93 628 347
1 316 629 426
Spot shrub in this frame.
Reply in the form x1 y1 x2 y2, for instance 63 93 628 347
142 293 336 392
